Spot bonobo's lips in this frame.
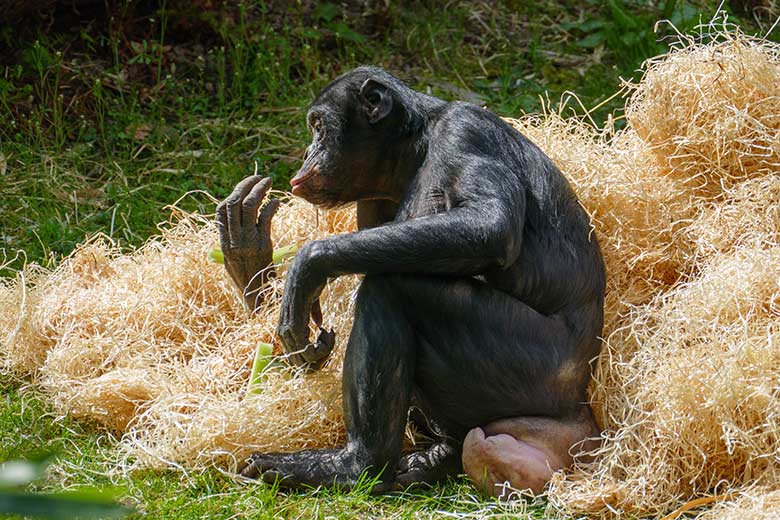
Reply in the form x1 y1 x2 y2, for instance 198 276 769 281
290 165 319 195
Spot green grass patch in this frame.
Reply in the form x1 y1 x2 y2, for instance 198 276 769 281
1 381 546 518
4 1 757 271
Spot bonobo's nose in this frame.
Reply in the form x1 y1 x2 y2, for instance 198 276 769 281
302 145 311 161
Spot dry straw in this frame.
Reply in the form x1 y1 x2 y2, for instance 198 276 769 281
627 27 780 198
2 25 780 520
1 199 360 468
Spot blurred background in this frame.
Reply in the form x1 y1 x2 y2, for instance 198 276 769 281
1 0 778 270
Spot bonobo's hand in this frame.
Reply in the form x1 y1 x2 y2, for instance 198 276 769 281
216 176 279 312
277 242 336 369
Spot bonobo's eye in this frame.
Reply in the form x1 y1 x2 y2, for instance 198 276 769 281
308 116 322 134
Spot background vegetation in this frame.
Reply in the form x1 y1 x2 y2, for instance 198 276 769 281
1 1 778 517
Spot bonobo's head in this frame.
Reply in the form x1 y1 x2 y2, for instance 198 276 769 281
290 66 425 206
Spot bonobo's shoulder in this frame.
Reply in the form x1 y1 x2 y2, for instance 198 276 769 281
431 101 524 149
437 101 497 120
434 101 514 133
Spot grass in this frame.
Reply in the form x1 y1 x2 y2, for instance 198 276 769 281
1 0 777 518
2 379 543 519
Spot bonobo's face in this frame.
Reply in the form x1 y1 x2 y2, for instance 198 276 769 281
290 69 402 207
290 99 355 206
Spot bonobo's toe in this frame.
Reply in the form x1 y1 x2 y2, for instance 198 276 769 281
239 452 266 479
317 327 336 351
238 453 300 488
394 468 429 491
261 469 297 487
394 452 434 490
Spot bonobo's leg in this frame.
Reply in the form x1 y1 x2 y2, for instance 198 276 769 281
382 275 601 493
462 407 601 497
241 275 416 491
243 274 600 493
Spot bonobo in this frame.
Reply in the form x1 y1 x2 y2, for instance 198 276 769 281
216 66 605 496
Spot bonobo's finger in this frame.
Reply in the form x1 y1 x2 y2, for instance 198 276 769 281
316 327 335 352
310 298 323 327
239 462 260 480
226 176 263 247
241 177 272 227
230 175 265 201
261 470 281 484
258 198 281 232
286 352 304 367
278 325 310 365
301 330 335 364
216 201 230 252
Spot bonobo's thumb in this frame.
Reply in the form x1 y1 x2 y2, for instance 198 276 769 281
311 298 323 327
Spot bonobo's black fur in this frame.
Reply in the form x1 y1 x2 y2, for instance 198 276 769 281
217 66 605 492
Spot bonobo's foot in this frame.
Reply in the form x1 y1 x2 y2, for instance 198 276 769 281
394 441 461 490
239 447 391 492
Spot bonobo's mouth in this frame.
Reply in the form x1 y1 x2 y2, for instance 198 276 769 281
290 164 320 195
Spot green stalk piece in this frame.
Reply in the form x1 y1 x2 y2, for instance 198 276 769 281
248 342 275 395
207 245 298 266
272 244 299 266
207 248 224 264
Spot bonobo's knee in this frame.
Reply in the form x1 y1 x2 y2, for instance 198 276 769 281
350 275 414 345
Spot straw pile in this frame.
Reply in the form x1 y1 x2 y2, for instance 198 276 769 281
627 31 780 198
2 27 780 519
1 200 360 467
538 31 780 519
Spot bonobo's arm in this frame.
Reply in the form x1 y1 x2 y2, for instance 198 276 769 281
216 176 280 313
278 184 525 365
317 202 520 275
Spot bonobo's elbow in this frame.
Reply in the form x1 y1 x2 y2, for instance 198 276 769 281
479 213 521 269
496 230 521 269
291 240 331 281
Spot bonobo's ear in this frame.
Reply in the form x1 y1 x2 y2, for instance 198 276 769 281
359 78 393 124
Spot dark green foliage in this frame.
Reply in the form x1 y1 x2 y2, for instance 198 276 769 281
1 1 772 273
563 0 701 73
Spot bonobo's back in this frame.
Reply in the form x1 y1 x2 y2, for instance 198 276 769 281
418 99 605 318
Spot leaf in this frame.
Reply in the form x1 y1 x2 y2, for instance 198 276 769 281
248 342 275 394
299 27 322 40
329 21 366 43
272 244 298 266
607 0 638 29
579 19 605 32
207 248 224 264
313 3 339 22
129 41 145 54
562 19 603 31
662 0 678 19
0 489 132 519
0 461 40 488
620 32 642 46
577 32 606 48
